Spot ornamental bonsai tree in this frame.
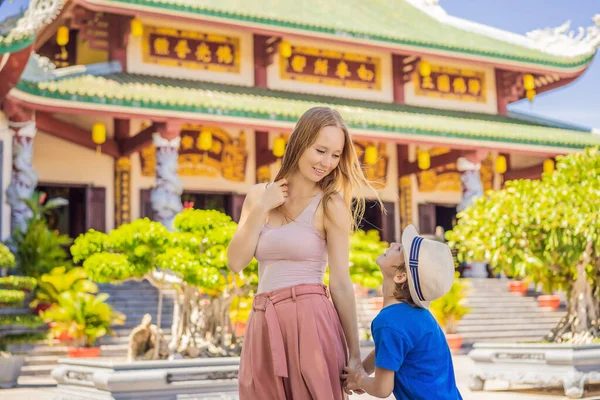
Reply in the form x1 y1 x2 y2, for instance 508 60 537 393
446 147 600 343
70 209 258 358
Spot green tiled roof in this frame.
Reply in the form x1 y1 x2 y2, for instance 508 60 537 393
101 0 594 69
0 36 34 54
14 73 600 151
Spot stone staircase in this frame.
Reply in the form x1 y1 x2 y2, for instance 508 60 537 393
11 279 176 377
356 278 566 346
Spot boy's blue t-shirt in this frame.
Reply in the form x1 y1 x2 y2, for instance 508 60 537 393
371 302 463 400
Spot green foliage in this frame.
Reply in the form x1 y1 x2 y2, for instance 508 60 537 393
0 289 25 307
430 273 471 334
30 266 97 308
0 314 44 328
0 242 15 269
9 191 71 278
447 147 600 294
349 230 388 289
0 276 36 291
71 210 257 295
41 291 125 347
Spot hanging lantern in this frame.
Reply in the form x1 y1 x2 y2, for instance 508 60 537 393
56 26 70 46
364 145 378 165
417 150 430 170
543 159 554 175
279 40 292 59
92 122 106 155
419 61 431 77
495 155 507 174
523 74 535 91
526 89 536 102
199 130 213 151
131 18 143 37
272 135 286 158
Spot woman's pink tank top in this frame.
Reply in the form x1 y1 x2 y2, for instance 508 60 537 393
254 192 327 293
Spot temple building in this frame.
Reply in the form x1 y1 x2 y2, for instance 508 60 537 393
1 0 600 242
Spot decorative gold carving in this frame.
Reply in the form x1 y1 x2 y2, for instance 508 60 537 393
140 126 247 182
414 64 486 103
399 176 413 230
353 140 388 189
280 45 381 90
142 25 241 73
115 157 132 227
417 148 494 192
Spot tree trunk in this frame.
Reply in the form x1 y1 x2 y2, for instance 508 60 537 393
546 242 600 343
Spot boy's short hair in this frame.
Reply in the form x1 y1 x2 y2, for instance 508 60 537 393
393 263 417 307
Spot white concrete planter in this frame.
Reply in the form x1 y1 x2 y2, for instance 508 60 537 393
468 343 600 398
0 354 24 388
51 357 240 399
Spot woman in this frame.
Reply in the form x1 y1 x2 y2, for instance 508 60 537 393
227 106 381 399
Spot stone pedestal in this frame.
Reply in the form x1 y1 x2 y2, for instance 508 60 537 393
52 357 240 400
469 342 600 398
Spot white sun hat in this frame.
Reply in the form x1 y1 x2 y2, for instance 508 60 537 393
401 224 455 309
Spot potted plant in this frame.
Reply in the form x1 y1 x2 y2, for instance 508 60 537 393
30 266 98 315
537 294 561 309
7 191 71 279
0 243 47 388
508 279 529 295
41 290 125 357
430 272 471 351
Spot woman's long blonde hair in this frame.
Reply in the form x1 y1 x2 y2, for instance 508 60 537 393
273 106 383 230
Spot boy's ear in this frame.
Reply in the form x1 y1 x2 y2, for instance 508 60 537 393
393 270 407 285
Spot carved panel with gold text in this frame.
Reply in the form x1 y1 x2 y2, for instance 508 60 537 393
140 126 248 181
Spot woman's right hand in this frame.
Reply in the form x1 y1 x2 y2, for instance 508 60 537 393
256 178 288 211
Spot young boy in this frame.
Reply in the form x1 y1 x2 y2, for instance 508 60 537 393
342 224 463 399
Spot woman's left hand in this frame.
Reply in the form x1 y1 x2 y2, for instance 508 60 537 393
343 358 366 395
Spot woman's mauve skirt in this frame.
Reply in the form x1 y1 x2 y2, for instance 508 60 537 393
238 283 348 400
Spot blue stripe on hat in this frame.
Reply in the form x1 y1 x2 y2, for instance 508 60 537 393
409 236 426 302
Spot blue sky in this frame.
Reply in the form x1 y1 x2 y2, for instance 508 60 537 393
442 0 600 129
0 0 29 20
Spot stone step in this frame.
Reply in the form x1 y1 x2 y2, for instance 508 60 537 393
457 321 558 333
20 365 55 376
23 355 60 366
465 306 556 313
465 298 538 306
459 316 562 326
460 329 550 342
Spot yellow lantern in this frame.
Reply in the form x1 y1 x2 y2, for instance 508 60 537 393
131 18 143 38
272 135 286 158
523 74 535 91
364 145 378 165
279 40 292 59
526 89 536 102
199 130 213 151
419 61 431 77
417 150 430 170
543 159 554 175
56 26 70 47
92 122 106 155
495 155 507 174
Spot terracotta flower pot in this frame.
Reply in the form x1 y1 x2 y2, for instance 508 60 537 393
67 347 101 358
508 281 528 295
48 322 73 342
445 333 463 351
538 295 560 310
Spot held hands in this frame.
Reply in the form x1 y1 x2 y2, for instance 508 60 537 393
256 178 288 211
341 358 367 395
